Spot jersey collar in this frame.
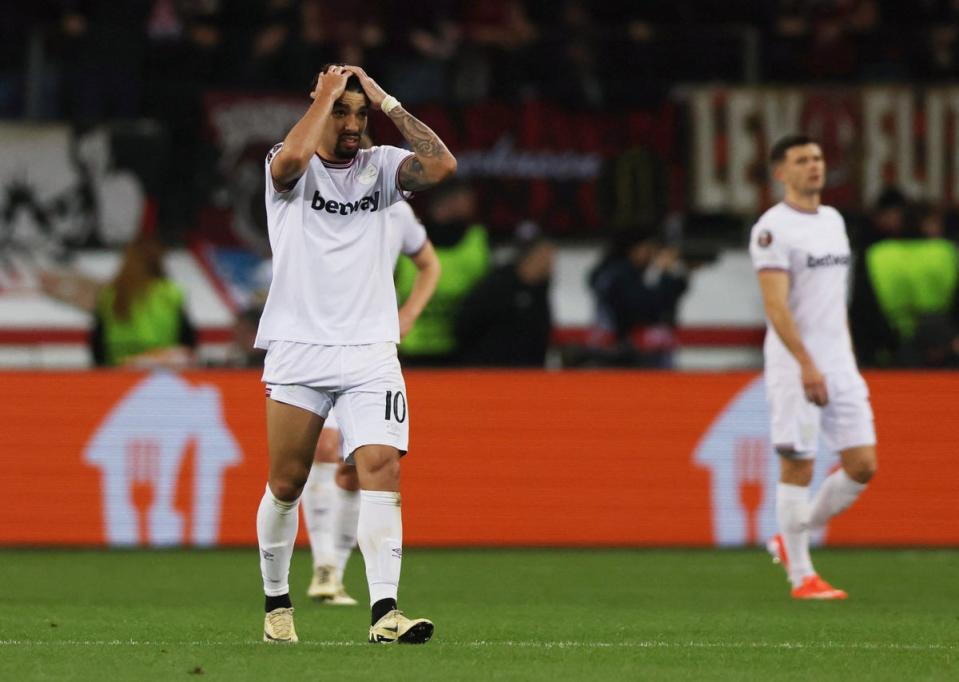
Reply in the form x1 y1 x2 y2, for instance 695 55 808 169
781 200 820 215
316 152 356 169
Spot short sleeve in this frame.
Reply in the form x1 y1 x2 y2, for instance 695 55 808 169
372 145 416 207
265 142 298 197
749 221 790 271
393 202 427 255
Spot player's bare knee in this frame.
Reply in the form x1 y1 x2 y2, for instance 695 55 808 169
270 462 311 501
355 448 401 488
362 454 400 481
846 458 877 484
268 478 303 502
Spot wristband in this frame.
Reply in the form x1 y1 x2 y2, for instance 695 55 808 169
381 95 401 114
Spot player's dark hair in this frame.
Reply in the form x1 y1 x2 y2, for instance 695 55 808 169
769 134 817 165
310 64 366 102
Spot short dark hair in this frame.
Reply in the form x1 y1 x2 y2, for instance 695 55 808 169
310 64 366 102
769 134 817 165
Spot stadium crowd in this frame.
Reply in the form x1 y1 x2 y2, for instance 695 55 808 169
5 1 959 121
1 1 959 368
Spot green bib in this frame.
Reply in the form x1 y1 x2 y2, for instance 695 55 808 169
96 279 185 366
867 239 959 339
394 226 490 356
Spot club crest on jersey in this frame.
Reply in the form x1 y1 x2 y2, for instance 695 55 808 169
757 229 773 248
311 190 380 215
357 164 379 186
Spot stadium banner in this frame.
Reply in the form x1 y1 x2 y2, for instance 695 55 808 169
685 86 959 214
201 93 676 241
0 123 165 265
1 370 955 547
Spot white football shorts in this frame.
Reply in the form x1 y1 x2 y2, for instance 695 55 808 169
263 341 409 463
765 369 876 457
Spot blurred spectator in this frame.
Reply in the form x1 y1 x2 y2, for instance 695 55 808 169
90 234 196 368
395 180 490 366
539 1 605 109
283 0 347 91
461 0 538 100
867 186 909 243
849 186 909 365
38 233 197 368
382 2 459 105
455 222 554 366
914 24 959 80
0 7 32 117
852 199 959 367
588 228 688 367
242 0 297 89
54 0 151 124
141 0 234 237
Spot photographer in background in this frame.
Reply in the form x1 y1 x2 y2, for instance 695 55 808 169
588 227 688 367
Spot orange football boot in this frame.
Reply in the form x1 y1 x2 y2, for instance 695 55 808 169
791 575 848 600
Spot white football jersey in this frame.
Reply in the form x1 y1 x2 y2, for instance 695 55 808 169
255 144 414 348
387 199 428 264
749 202 858 377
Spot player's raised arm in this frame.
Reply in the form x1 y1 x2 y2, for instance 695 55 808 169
757 269 828 406
344 66 457 191
270 66 350 190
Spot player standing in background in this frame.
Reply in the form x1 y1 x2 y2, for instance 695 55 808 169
301 198 440 605
255 63 455 643
749 135 878 600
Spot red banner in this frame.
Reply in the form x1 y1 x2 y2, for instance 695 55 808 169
2 370 956 547
687 86 959 214
201 94 676 241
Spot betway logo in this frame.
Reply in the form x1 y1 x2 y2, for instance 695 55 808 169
311 191 380 215
807 253 850 268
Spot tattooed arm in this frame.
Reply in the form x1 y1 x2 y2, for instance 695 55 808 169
345 65 457 191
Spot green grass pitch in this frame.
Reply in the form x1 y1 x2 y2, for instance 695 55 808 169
1 548 956 680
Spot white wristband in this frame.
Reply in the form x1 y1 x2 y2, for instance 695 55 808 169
381 95 401 114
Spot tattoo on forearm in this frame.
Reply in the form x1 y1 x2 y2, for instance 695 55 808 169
390 109 446 158
390 108 453 190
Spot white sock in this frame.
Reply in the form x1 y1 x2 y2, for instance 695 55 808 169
301 463 338 569
808 469 867 530
257 484 300 597
776 482 815 587
333 487 360 582
357 490 403 605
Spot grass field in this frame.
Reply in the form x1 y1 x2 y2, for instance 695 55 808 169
1 548 956 681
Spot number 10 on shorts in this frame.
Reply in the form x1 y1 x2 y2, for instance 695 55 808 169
385 390 407 423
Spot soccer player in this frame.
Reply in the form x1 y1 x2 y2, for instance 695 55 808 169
255 63 456 643
301 199 440 605
749 134 878 600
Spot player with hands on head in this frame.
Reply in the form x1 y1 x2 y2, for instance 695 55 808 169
750 134 878 600
256 63 454 644
302 173 440 607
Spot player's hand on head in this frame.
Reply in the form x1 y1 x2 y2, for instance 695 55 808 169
311 65 349 100
343 65 387 109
